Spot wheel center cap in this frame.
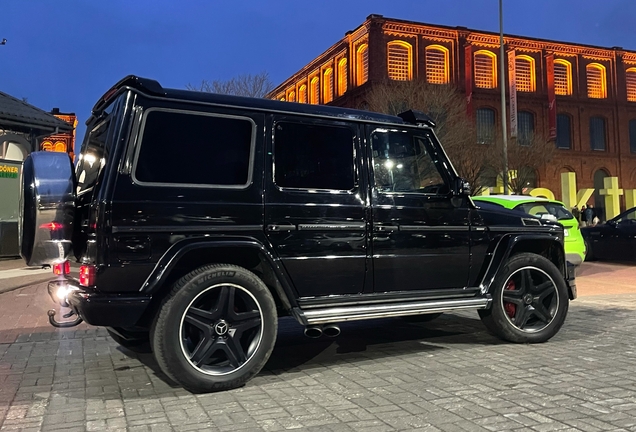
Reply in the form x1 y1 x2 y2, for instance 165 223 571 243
214 320 229 336
523 294 533 305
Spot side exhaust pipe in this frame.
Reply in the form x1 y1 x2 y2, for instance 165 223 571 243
304 325 323 338
323 324 340 338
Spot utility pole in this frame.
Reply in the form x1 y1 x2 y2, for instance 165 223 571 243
499 0 509 195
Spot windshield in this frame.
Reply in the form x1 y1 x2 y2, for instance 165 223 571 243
514 202 574 221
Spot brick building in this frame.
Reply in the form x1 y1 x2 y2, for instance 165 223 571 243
268 14 636 216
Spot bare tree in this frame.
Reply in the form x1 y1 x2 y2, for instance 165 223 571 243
187 71 274 98
365 80 496 195
489 133 555 195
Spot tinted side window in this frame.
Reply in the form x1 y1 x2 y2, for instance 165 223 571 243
274 122 355 190
371 129 447 194
135 110 254 187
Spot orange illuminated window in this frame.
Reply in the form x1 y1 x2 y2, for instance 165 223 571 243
554 59 572 96
387 41 412 81
278 93 285 101
54 142 66 152
298 84 307 103
287 90 296 103
42 141 53 151
425 45 449 84
309 76 320 104
586 63 607 99
356 43 369 86
515 55 535 92
337 58 348 96
474 51 497 89
627 68 636 102
323 68 334 103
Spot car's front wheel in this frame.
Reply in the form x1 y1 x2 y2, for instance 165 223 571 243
478 253 569 343
152 264 277 392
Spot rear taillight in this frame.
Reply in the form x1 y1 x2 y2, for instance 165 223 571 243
40 222 64 231
52 260 70 275
79 265 96 287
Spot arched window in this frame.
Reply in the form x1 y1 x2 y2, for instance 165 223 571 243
556 114 571 149
476 107 496 144
323 68 334 103
629 119 636 153
41 141 53 151
515 55 535 92
425 45 449 84
554 59 572 96
337 58 348 96
298 84 307 104
356 43 369 86
309 77 320 104
586 63 607 99
590 116 606 150
54 142 67 152
287 90 296 103
627 68 636 102
387 41 412 81
474 51 497 89
518 111 534 146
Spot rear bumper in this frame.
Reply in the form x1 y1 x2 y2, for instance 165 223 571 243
48 279 150 327
566 262 577 300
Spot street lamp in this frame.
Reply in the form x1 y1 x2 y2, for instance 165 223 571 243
499 0 509 195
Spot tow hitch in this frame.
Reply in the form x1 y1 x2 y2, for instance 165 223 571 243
47 280 83 328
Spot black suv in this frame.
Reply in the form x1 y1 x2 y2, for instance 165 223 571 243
20 76 576 392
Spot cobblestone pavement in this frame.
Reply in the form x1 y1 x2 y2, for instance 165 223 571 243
2 273 636 431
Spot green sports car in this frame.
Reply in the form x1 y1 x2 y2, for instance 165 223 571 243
472 195 586 266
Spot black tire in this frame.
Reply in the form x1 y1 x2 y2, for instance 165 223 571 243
107 328 152 353
151 264 277 393
478 253 569 343
584 240 596 261
402 313 443 323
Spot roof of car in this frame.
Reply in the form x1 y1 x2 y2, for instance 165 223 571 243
94 75 413 128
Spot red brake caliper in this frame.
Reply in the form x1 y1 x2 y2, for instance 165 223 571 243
503 280 516 318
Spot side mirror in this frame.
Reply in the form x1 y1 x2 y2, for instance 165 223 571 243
607 219 617 227
453 177 471 196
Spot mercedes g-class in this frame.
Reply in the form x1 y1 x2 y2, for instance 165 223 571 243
20 75 576 392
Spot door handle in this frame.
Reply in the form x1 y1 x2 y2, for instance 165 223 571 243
267 223 297 232
374 225 399 232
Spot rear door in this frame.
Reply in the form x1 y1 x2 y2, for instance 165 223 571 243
264 117 370 298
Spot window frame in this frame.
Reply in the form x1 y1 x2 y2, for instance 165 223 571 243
589 116 607 152
554 59 572 96
271 119 359 194
476 107 496 144
356 43 369 86
517 111 535 146
515 55 536 92
131 107 257 190
556 113 572 150
474 50 497 89
337 58 348 96
387 40 413 81
369 127 452 196
586 63 607 99
425 45 450 84
627 67 636 102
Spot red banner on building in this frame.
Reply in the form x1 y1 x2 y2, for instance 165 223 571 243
465 45 473 117
507 49 518 138
546 53 557 140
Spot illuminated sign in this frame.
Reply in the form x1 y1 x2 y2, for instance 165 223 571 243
0 165 19 178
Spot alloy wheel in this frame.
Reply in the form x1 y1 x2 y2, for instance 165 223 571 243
179 283 263 375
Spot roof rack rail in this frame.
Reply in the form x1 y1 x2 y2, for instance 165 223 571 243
92 75 164 114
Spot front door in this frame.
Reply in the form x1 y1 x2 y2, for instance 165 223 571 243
264 117 370 298
369 127 471 292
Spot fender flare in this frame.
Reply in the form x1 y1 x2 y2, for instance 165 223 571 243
139 236 297 309
479 233 565 295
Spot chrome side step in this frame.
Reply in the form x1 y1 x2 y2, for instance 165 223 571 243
295 296 491 325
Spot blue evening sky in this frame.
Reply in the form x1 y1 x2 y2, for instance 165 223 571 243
1 0 634 148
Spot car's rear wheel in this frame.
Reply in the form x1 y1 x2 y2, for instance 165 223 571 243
584 240 596 261
478 253 569 343
152 264 277 392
